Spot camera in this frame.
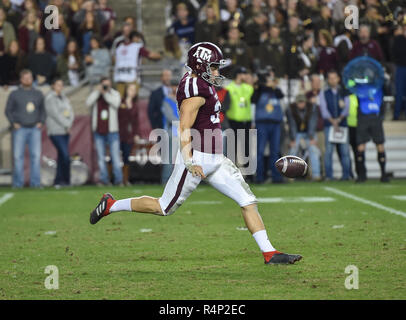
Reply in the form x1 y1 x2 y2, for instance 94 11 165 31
102 84 109 91
256 65 275 85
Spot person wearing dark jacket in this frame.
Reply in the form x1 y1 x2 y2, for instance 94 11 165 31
118 83 139 186
349 25 384 62
28 36 55 85
5 69 45 188
194 5 221 44
287 94 321 181
252 66 284 184
148 69 172 129
392 23 406 120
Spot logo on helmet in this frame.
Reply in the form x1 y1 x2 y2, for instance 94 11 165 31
193 46 212 61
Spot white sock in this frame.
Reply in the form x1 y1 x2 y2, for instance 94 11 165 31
252 230 276 252
109 198 132 213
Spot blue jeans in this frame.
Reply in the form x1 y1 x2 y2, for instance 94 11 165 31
395 65 406 119
289 133 321 179
50 135 70 185
94 132 123 185
256 121 283 182
324 127 350 180
12 127 41 188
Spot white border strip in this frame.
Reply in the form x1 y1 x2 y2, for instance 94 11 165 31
0 193 14 206
324 187 406 219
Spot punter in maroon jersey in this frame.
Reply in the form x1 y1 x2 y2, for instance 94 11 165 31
90 42 302 265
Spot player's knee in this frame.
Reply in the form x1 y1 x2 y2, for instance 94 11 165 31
241 203 258 214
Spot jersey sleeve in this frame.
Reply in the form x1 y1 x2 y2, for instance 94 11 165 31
178 76 211 101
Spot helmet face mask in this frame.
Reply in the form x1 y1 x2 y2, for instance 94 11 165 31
187 42 226 87
201 61 226 87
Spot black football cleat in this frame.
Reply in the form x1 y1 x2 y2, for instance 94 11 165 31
90 193 115 225
265 252 302 265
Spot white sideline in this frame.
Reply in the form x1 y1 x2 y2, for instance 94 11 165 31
0 193 14 206
324 187 406 219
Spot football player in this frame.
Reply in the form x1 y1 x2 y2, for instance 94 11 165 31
89 42 302 265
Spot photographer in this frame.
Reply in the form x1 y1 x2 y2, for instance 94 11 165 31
86 77 123 186
252 66 284 184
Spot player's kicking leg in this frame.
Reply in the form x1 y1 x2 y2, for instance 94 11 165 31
90 151 200 224
89 193 164 225
206 156 302 265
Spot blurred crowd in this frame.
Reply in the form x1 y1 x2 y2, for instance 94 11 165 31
3 0 406 188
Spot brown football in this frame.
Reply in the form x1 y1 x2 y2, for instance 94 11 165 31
274 156 308 178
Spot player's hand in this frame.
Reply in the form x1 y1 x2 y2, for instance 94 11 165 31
13 123 21 130
189 165 206 179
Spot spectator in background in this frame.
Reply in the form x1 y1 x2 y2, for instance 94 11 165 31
243 0 265 22
317 29 339 76
334 24 353 72
0 0 23 32
195 4 221 44
168 2 196 46
223 66 254 168
282 14 303 47
148 69 172 130
244 12 268 58
162 33 184 78
392 22 406 120
220 0 244 32
266 0 280 25
28 36 55 85
298 34 318 78
77 10 101 55
315 5 333 35
0 39 25 86
258 25 286 78
0 7 16 55
110 19 133 56
160 79 179 184
349 24 384 62
45 78 74 187
252 66 284 184
18 9 40 53
221 26 252 78
97 0 116 48
86 77 123 186
73 0 106 27
287 94 321 181
44 13 69 56
56 39 83 87
85 35 111 84
113 30 161 97
5 69 45 188
306 74 325 176
319 70 351 181
118 83 139 186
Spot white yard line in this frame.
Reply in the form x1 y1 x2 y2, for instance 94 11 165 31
257 197 336 203
324 187 406 219
0 193 14 206
391 195 406 201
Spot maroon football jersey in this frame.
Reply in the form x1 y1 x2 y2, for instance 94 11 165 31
176 72 223 154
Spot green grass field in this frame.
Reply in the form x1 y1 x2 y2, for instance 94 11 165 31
1 180 405 300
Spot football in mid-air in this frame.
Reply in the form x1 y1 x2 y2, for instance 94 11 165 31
275 156 308 178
